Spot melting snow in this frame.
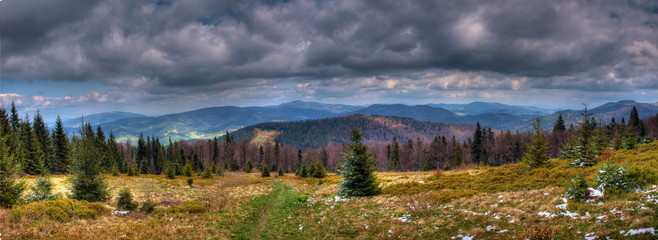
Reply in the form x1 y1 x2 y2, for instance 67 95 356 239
622 227 655 236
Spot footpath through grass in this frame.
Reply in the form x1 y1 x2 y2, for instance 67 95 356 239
230 180 310 240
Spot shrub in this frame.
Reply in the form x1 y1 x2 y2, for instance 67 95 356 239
9 198 110 222
116 188 138 211
139 199 157 213
187 177 194 186
167 201 207 214
565 172 589 202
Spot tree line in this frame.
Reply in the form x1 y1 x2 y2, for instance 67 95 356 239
1 103 657 178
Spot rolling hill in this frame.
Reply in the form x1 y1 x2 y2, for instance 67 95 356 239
228 114 477 149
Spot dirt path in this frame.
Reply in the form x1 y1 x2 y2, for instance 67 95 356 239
231 180 307 240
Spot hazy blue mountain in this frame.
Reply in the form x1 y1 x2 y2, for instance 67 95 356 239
229 114 477 149
275 100 361 113
97 106 336 141
62 111 147 128
429 102 555 116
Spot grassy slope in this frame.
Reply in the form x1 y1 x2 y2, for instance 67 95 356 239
1 142 657 239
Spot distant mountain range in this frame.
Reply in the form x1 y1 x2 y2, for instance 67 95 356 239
62 111 146 128
60 100 658 143
428 102 555 116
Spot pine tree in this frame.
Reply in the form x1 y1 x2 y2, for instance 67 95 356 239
338 129 379 197
553 114 566 132
51 116 70 174
70 123 109 202
389 137 400 171
523 118 550 168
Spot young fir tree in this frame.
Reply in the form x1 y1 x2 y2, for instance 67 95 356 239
311 161 327 178
183 161 194 177
338 129 380 197
522 118 550 168
116 188 138 211
51 116 70 174
29 176 55 201
70 123 109 202
244 159 253 173
202 162 213 178
260 161 271 177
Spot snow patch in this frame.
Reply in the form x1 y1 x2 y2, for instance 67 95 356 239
622 227 655 236
588 188 604 197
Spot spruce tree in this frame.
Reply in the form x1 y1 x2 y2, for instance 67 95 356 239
553 114 566 132
70 123 109 202
338 129 379 197
523 118 550 168
9 102 20 131
32 111 52 170
471 122 487 165
0 130 26 208
389 137 400 171
628 106 647 137
260 161 271 177
311 161 327 178
20 115 47 175
51 116 70 174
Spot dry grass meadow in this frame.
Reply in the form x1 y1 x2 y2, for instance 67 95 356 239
2 142 658 239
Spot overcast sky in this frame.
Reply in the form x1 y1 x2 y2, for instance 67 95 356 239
1 0 657 120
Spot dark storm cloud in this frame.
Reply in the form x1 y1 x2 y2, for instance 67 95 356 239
1 0 657 93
